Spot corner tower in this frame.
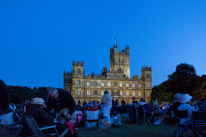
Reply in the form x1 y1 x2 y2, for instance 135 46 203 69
73 60 84 78
141 66 152 81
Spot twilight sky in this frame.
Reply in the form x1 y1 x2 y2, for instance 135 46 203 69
0 0 206 88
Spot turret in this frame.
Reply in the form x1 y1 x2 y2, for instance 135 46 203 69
141 66 152 81
73 60 84 78
126 45 130 55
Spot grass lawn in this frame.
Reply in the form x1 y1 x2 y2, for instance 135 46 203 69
78 124 176 137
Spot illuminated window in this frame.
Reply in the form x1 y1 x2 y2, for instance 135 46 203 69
126 83 129 87
87 90 90 95
126 91 129 96
120 91 122 96
108 82 111 87
119 82 123 87
132 83 135 87
101 82 104 86
101 90 104 95
138 91 141 96
138 84 141 88
132 91 135 96
87 81 90 86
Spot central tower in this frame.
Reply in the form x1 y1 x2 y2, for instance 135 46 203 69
110 43 130 78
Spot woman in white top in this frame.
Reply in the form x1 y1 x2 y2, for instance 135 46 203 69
102 91 112 119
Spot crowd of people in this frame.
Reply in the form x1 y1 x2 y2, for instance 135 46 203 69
1 79 206 137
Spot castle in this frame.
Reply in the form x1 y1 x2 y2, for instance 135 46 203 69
64 43 152 104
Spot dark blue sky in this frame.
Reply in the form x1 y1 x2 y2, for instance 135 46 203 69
1 0 206 88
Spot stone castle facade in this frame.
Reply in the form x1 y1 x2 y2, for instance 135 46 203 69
64 44 152 104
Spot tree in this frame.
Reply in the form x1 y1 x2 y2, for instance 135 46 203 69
151 81 173 103
167 63 200 95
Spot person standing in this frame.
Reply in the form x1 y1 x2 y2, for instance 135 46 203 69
102 90 112 119
46 87 76 124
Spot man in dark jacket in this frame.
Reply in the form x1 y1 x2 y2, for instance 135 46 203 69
47 87 76 124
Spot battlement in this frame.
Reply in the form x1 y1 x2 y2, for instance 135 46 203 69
64 71 73 76
110 45 130 55
141 66 152 71
73 60 84 66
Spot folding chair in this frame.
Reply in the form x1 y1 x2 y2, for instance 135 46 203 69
145 112 152 125
0 111 23 137
137 106 145 125
174 110 190 137
24 115 59 137
192 112 206 137
85 105 100 129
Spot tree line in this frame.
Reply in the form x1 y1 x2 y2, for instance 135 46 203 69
151 63 206 103
6 63 206 105
7 86 56 104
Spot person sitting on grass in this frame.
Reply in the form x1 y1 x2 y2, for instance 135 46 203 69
59 108 79 137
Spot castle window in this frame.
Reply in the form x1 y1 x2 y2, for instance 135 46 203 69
87 81 90 86
113 75 117 77
114 82 117 87
132 83 135 87
78 80 81 86
126 91 129 96
101 90 104 95
94 90 98 95
138 84 141 88
124 58 127 63
119 75 123 77
77 69 81 75
108 82 111 87
75 90 78 95
120 91 122 96
87 90 90 95
107 74 111 77
78 89 81 95
132 91 135 96
119 82 122 87
101 82 104 86
147 91 150 96
147 74 150 78
94 81 98 86
138 91 141 96
124 68 127 73
126 83 129 87
147 83 150 88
